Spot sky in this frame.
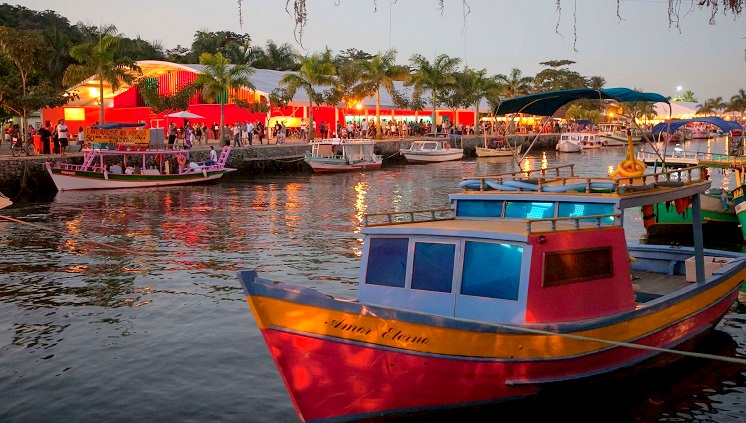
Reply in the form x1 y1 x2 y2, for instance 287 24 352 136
14 0 746 101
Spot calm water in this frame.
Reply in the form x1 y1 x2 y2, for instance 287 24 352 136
0 140 744 423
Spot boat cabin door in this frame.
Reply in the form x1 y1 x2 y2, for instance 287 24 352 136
402 238 461 315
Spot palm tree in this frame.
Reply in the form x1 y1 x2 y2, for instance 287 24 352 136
496 68 533 99
359 49 408 139
730 89 746 120
709 96 726 116
407 53 461 135
680 90 697 102
279 51 336 141
64 32 141 124
589 76 606 91
696 99 714 116
462 68 498 135
193 52 255 144
251 40 298 71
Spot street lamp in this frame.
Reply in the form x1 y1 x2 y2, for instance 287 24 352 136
675 86 682 100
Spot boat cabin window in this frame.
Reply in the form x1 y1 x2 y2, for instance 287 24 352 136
456 200 612 222
505 201 555 219
461 241 522 300
365 238 408 287
557 202 614 223
411 242 455 293
421 142 438 150
456 200 504 217
543 247 613 287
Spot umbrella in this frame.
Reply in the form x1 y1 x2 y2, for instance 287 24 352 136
167 110 204 119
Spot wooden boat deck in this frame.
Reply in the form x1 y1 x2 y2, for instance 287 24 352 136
631 269 689 301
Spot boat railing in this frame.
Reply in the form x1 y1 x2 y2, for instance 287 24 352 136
462 165 708 193
363 208 454 227
470 164 577 181
524 214 621 233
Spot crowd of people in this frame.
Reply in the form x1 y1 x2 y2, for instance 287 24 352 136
4 116 636 156
3 119 84 155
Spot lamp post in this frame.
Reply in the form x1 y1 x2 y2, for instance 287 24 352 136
675 86 682 101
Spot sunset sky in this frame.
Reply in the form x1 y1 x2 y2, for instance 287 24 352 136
15 0 746 101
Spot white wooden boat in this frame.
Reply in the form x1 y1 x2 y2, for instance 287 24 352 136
598 123 643 146
44 145 235 191
304 138 382 173
400 138 463 163
475 137 522 157
555 132 594 152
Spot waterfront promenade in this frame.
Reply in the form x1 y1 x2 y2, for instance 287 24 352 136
0 133 559 198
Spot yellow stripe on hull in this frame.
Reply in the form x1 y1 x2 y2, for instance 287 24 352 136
246 269 745 360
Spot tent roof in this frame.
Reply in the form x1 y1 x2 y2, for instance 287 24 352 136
65 60 429 111
652 117 743 134
493 88 669 117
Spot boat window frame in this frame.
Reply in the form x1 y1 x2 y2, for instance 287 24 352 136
542 246 614 287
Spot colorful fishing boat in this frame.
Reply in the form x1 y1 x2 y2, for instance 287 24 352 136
639 118 746 244
44 145 235 191
237 88 746 423
304 138 382 173
400 138 463 163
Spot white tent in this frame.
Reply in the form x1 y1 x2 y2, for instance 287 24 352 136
654 101 698 119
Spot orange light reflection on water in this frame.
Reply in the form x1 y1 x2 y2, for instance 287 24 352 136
352 181 369 257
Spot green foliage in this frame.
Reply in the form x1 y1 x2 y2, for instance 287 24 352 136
0 25 74 140
250 40 299 70
193 52 255 140
64 32 141 124
533 59 587 92
407 53 461 132
279 51 335 140
137 77 197 114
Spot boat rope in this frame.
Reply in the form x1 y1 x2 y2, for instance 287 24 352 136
0 214 133 254
493 320 746 365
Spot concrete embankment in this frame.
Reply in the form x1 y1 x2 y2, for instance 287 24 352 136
0 134 559 199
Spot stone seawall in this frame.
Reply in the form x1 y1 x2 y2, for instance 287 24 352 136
0 134 559 198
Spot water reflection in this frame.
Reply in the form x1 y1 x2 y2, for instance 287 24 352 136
0 138 742 422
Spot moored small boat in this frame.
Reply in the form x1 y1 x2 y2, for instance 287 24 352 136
44 145 235 191
598 122 644 146
556 132 600 152
475 137 522 157
304 138 382 173
400 137 463 163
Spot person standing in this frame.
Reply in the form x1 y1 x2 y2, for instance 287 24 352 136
212 122 219 140
56 119 69 156
256 121 265 144
232 122 242 147
299 119 308 140
168 123 177 148
77 126 85 151
195 124 202 145
247 121 256 145
38 123 52 154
